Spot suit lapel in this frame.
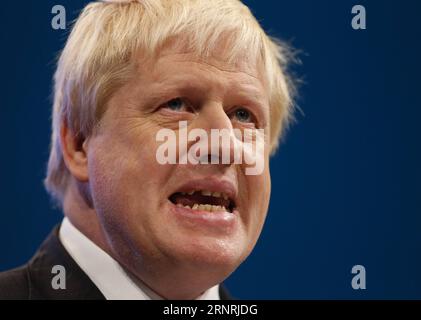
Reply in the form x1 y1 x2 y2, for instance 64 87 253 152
27 225 105 300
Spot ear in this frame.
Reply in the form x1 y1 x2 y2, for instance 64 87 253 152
60 120 89 182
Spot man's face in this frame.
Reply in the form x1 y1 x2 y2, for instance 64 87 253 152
86 46 272 280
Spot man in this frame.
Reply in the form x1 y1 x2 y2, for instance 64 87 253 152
0 0 295 300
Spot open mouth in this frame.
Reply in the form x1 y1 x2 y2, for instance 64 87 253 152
169 190 236 213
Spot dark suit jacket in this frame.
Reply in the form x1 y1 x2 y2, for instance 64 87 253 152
0 226 232 300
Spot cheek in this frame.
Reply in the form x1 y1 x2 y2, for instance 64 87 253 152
243 163 271 236
86 127 170 216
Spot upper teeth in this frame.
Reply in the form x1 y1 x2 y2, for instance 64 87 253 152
180 190 229 200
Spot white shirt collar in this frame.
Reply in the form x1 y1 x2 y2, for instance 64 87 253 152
59 217 220 300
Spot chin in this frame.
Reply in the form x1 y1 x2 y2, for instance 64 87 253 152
164 229 250 273
150 196 254 272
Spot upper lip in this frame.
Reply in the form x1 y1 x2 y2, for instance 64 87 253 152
169 177 238 208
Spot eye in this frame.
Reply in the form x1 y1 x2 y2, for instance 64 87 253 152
161 97 191 112
233 108 253 123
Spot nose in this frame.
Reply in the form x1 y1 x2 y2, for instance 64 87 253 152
188 101 237 165
198 101 233 131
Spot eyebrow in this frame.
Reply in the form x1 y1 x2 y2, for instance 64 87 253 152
138 73 269 113
234 84 269 105
139 81 200 110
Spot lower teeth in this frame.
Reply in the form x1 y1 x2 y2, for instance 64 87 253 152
176 203 227 212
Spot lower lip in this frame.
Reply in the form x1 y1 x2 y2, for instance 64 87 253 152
168 202 238 232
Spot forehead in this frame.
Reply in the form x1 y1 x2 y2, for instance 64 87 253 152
133 45 269 99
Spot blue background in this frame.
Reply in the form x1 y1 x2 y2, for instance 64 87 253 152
1 0 420 299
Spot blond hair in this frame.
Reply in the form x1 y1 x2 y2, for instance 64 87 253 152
45 0 296 204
